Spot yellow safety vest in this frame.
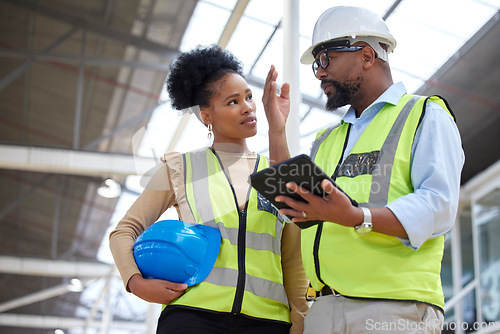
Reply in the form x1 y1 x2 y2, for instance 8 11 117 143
304 95 454 309
168 148 290 324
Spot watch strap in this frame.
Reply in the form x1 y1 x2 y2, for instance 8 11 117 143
361 207 372 224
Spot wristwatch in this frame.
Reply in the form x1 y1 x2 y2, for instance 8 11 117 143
354 207 372 234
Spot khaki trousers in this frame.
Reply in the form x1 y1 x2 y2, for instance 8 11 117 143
304 295 444 334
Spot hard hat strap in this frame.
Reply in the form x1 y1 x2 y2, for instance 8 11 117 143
311 36 390 62
312 39 350 58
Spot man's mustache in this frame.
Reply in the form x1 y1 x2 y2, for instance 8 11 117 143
321 79 338 92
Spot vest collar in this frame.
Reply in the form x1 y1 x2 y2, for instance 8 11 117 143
342 82 407 124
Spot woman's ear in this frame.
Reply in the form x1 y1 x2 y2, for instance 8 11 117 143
200 108 212 126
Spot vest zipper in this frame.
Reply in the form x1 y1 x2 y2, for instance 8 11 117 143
232 208 247 314
312 124 351 285
210 149 260 315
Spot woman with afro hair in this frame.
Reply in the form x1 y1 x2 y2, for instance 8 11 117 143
109 45 308 333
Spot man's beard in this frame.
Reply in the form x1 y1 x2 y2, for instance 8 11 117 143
323 77 362 111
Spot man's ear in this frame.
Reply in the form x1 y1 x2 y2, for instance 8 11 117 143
361 46 377 68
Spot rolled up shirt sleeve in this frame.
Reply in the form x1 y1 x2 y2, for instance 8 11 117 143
386 100 465 250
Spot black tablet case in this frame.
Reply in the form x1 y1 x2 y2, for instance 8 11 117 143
250 154 357 229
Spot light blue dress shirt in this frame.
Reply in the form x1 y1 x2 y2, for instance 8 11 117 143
341 82 465 250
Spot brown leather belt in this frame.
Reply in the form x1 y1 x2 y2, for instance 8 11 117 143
316 285 341 298
306 284 342 301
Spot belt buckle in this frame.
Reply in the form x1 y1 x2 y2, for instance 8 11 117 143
305 285 342 301
306 285 317 301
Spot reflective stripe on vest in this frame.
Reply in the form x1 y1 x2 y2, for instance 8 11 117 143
170 148 290 323
304 95 453 309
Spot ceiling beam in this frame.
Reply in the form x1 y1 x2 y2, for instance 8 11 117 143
0 25 80 92
382 0 403 20
459 160 500 205
0 313 145 330
0 279 95 313
3 0 179 58
218 0 250 49
0 257 114 315
0 144 157 177
0 50 171 71
0 256 114 277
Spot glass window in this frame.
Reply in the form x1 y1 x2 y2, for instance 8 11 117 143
476 189 500 323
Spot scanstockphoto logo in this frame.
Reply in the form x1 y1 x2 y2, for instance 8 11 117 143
365 319 500 332
131 105 209 191
131 123 169 191
262 161 329 198
261 160 394 198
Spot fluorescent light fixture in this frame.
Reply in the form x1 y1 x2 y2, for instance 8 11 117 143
67 278 83 292
97 178 122 199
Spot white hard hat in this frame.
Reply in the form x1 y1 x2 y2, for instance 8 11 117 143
300 6 397 64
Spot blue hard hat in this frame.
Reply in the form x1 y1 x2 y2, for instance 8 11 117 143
133 220 221 286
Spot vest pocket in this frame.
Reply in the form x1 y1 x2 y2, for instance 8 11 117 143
338 150 380 178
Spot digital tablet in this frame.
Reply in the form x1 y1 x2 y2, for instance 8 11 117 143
250 154 358 229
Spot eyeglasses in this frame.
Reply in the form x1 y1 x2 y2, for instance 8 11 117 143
312 46 366 75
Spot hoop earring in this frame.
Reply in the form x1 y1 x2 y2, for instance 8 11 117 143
207 124 213 139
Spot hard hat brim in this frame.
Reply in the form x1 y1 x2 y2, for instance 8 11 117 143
300 45 319 64
185 224 221 286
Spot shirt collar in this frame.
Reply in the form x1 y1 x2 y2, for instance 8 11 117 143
342 82 407 123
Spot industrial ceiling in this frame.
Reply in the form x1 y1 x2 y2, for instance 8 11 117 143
0 0 195 332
